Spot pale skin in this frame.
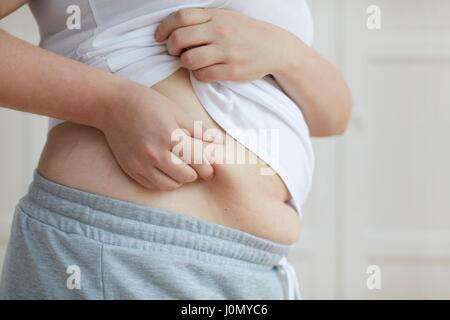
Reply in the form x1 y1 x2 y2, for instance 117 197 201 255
0 1 352 190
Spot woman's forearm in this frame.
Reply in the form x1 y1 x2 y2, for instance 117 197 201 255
0 29 129 129
272 33 353 137
0 0 28 18
0 29 216 188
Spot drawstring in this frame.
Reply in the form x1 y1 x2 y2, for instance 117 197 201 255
277 256 302 300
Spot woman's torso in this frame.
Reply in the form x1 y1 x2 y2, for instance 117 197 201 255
38 68 301 244
31 0 315 244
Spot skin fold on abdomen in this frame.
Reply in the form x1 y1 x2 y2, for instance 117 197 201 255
37 68 301 244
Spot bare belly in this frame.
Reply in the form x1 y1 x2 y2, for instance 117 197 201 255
37 68 301 244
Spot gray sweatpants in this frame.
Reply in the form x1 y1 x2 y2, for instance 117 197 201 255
0 171 300 300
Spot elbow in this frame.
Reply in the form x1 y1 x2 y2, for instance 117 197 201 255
310 91 353 137
310 117 349 137
332 96 353 136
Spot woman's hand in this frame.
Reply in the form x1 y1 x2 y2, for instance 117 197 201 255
0 28 216 191
99 82 215 191
155 8 292 82
155 8 353 137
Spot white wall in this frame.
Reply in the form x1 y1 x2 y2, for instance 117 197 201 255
1 1 450 299
294 0 450 299
337 0 450 299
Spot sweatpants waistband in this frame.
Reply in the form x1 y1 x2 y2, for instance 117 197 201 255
19 171 291 268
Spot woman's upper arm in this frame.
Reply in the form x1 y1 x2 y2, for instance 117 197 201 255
0 0 29 19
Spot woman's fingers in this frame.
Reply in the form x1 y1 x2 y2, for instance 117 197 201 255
133 173 157 190
180 45 225 71
158 151 198 184
184 137 215 180
190 156 214 181
139 166 182 191
166 23 214 56
193 64 238 82
156 8 214 42
171 133 215 181
168 109 221 181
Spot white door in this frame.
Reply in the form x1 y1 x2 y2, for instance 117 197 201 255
291 0 450 299
339 0 450 299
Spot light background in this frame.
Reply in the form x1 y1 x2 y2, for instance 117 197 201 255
1 0 450 299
